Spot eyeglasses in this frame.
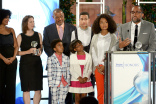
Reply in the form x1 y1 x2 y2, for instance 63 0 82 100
130 11 142 14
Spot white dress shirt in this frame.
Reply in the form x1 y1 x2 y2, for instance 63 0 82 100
92 32 116 66
71 27 91 46
131 21 141 45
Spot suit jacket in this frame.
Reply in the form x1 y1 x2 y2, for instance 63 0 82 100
43 23 76 57
89 33 117 74
47 53 70 87
70 51 92 82
116 20 156 51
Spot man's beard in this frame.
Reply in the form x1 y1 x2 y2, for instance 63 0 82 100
132 17 141 23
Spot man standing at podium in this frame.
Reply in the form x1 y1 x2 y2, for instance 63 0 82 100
116 5 156 51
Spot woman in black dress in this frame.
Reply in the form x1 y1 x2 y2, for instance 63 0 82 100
0 9 18 104
17 15 43 104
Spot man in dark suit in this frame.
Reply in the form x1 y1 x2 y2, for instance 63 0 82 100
43 8 76 104
116 5 156 51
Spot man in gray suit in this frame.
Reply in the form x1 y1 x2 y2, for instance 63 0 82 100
116 5 156 51
43 8 76 104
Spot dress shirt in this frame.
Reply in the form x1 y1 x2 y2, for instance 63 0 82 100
71 27 91 46
131 22 141 45
56 23 64 37
55 53 62 66
92 32 116 66
55 53 68 87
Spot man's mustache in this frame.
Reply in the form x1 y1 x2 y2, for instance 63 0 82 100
132 16 137 18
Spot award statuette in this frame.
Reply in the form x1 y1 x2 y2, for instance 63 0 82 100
31 41 39 55
135 41 143 51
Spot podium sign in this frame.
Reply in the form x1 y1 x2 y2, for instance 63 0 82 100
111 52 151 104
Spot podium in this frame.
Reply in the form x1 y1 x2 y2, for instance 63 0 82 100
104 51 156 104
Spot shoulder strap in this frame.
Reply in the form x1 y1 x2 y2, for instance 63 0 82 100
75 28 78 39
89 30 94 45
20 33 24 38
83 29 94 53
34 32 40 45
91 31 94 39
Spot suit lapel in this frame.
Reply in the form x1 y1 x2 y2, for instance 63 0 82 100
53 53 61 67
62 54 66 67
138 20 145 41
127 22 131 39
62 23 67 41
53 23 59 39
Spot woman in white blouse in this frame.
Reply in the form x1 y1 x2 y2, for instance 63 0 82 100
89 14 117 104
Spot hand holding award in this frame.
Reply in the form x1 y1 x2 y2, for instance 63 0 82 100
31 41 39 55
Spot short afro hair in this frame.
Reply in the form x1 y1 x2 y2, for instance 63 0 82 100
92 13 117 34
0 9 12 25
51 39 63 50
70 39 82 53
80 12 90 18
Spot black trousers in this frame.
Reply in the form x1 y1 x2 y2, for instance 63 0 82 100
0 59 17 104
88 73 95 96
48 87 73 104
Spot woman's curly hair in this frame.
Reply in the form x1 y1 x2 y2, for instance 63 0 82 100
92 14 117 34
0 9 11 25
70 39 82 53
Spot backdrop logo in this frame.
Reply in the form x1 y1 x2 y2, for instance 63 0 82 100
116 62 139 69
11 13 40 22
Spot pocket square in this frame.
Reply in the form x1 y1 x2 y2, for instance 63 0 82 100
143 33 147 34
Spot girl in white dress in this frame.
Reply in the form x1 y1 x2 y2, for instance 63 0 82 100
69 39 94 104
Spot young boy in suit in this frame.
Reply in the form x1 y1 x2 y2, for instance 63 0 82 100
47 39 70 104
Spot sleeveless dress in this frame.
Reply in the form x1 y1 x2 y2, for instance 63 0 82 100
0 33 17 104
19 31 43 91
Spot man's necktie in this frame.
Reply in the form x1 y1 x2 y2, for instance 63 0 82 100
134 25 138 49
59 26 63 40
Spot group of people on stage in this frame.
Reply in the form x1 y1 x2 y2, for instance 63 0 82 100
0 4 156 104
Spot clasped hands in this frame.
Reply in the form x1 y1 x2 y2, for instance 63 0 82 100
3 57 15 65
77 76 88 84
119 37 131 48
